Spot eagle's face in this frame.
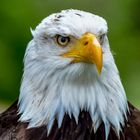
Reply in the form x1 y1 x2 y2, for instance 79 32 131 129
19 10 128 138
27 9 110 79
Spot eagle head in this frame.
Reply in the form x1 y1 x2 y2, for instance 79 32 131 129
18 9 128 139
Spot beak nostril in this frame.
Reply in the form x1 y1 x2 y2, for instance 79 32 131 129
84 41 89 46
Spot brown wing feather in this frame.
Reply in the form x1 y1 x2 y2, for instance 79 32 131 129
123 102 140 140
0 101 140 140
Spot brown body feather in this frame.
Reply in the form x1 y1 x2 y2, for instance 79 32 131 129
0 101 140 140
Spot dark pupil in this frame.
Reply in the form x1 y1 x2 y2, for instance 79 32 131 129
61 37 67 43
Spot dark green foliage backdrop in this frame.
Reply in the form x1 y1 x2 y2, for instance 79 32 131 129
0 0 140 108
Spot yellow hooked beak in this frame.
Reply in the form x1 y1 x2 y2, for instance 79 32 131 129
61 33 103 74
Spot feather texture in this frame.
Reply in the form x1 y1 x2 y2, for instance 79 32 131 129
0 101 140 140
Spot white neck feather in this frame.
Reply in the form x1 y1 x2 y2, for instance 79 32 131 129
18 46 128 140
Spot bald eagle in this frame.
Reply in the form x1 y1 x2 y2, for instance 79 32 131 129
0 9 140 140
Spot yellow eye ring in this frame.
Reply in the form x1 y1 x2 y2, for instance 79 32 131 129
56 35 70 47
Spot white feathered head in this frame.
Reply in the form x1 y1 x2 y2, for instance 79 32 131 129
18 9 128 139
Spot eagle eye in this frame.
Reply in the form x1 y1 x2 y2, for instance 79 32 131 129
56 35 70 47
99 34 106 44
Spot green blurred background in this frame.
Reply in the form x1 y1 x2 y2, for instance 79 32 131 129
0 0 140 112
